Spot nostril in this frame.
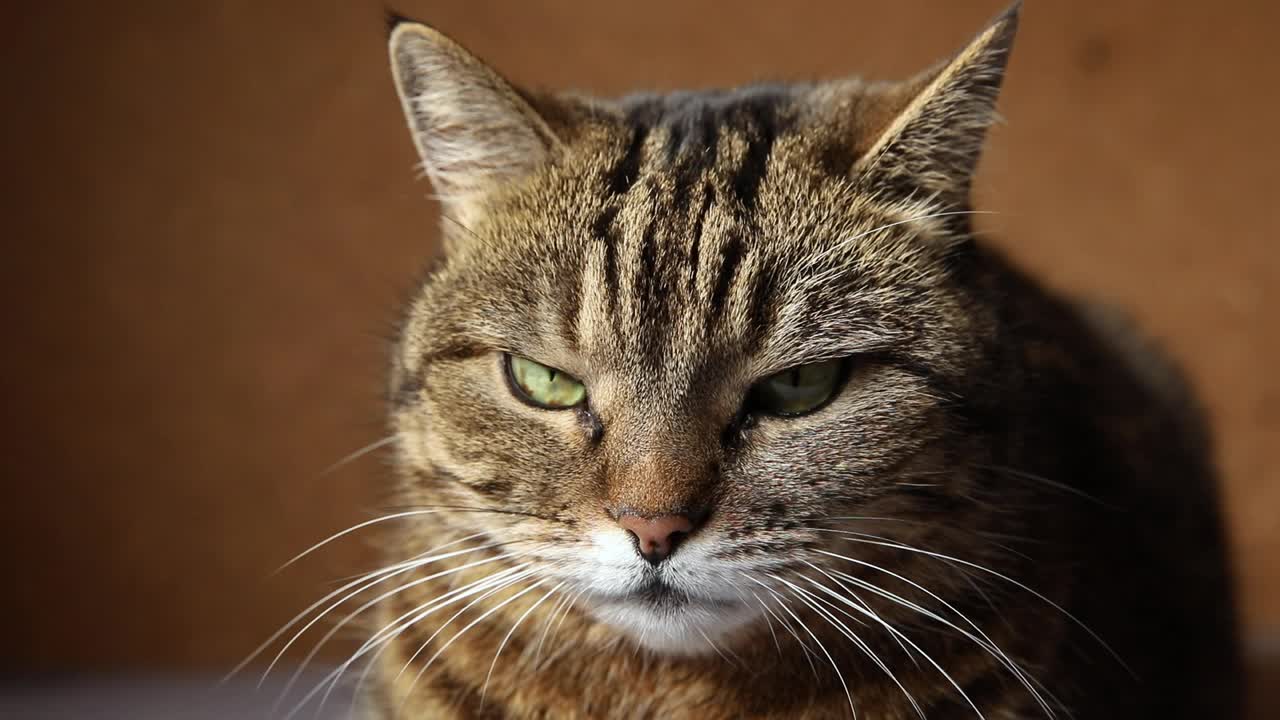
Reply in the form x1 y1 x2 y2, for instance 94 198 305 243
686 506 711 530
616 512 702 565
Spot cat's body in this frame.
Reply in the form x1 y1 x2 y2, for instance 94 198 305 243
359 5 1239 717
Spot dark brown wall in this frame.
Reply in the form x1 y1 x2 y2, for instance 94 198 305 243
2 0 1276 691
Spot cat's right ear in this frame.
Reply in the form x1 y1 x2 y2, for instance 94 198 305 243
388 21 559 221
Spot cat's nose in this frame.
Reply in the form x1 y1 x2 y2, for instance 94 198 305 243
617 512 702 565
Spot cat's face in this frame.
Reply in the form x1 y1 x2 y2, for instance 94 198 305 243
388 12 1016 654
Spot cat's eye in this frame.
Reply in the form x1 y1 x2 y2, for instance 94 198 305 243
749 359 845 417
505 354 587 409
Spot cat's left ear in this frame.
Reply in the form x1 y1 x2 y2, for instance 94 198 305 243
388 20 559 221
853 2 1020 205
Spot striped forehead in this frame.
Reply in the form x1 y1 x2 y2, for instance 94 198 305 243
570 88 797 389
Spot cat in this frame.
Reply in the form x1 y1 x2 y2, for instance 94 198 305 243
348 3 1241 717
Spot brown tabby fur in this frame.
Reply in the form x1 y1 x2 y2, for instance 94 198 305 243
355 4 1240 717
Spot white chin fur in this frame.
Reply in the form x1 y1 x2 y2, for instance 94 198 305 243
587 597 762 656
544 526 770 655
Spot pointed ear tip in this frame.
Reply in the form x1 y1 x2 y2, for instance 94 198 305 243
991 1 1023 38
960 0 1019 62
384 9 417 36
386 13 444 49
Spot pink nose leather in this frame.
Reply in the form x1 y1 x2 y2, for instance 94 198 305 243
617 514 695 565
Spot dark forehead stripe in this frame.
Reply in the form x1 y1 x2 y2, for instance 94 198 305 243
726 97 781 210
687 184 713 292
619 85 793 164
746 258 777 343
590 206 620 298
708 231 745 327
606 124 648 196
580 87 797 353
586 124 648 325
636 214 662 312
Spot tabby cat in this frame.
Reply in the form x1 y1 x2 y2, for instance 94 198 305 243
353 3 1240 717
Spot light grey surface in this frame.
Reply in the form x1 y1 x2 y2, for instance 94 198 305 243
0 675 358 720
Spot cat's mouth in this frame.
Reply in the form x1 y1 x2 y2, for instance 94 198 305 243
627 578 736 609
588 576 742 617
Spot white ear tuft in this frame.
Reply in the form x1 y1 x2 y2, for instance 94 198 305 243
388 22 558 218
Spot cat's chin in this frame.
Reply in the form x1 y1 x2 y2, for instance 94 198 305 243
586 593 761 656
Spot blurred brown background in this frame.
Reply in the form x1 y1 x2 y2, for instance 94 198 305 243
1 0 1276 712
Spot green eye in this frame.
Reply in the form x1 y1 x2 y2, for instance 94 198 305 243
505 354 587 409
750 359 845 416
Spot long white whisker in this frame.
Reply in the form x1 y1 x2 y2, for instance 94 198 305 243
399 577 550 710
276 509 448 573
774 573 924 720
530 589 573 670
345 564 534 694
695 626 742 669
801 563 920 671
391 567 539 685
535 587 585 670
270 544 517 708
752 586 820 679
344 564 537 715
803 572 983 720
812 546 1055 718
745 576 856 719
748 589 784 659
480 581 565 706
813 530 1130 674
283 562 531 719
793 573 930 720
318 435 397 477
226 532 492 684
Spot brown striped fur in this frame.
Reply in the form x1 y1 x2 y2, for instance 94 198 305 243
360 4 1240 717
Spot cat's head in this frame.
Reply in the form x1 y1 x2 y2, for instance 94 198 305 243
386 5 1020 654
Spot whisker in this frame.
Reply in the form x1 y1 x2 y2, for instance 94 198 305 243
744 576 857 719
529 589 574 671
440 212 486 244
811 529 1131 675
480 581 565 706
972 463 1114 508
271 545 520 707
811 544 1058 717
399 576 550 712
761 588 823 678
383 502 566 523
318 435 397 477
534 587 586 671
798 561 919 669
774 573 924 720
283 561 532 719
344 564 539 713
392 568 539 686
226 532 493 684
696 626 743 670
808 572 983 720
748 589 784 659
796 572 941 720
276 509 450 573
